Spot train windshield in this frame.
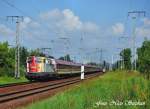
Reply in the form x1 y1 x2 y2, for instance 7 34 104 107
35 57 42 63
27 56 42 63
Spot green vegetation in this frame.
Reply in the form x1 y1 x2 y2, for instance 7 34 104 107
1 39 150 80
59 54 72 61
113 40 150 80
0 41 45 78
137 40 150 79
0 42 29 77
120 48 132 70
23 71 150 109
0 42 15 77
0 76 28 84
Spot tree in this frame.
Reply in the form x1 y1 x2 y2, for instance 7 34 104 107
65 54 71 61
137 40 150 79
0 42 9 67
0 42 29 77
0 42 15 76
59 56 65 60
29 48 45 57
20 47 29 67
59 54 71 61
87 62 97 66
113 60 121 70
120 48 132 70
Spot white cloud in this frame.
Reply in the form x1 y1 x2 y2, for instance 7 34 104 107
136 17 150 37
0 24 14 36
20 17 31 30
136 27 150 37
39 8 98 32
142 18 150 26
62 9 82 30
20 17 40 30
0 8 124 62
112 23 124 35
39 9 63 21
82 22 99 32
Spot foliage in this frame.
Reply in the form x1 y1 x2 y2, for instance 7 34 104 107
59 54 72 61
87 62 97 66
137 40 150 79
0 42 30 77
20 47 29 67
0 42 55 77
29 48 45 57
0 42 15 76
103 60 110 70
0 42 28 77
113 60 120 70
120 48 132 70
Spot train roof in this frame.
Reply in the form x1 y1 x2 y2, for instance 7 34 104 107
55 59 98 68
55 59 82 66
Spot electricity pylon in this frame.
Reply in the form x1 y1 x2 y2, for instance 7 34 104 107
7 16 23 79
128 11 146 71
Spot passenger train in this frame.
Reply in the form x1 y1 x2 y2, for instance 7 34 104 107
25 56 102 80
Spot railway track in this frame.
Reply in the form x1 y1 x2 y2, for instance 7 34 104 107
0 72 102 109
0 79 80 103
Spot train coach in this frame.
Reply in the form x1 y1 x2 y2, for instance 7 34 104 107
25 56 101 80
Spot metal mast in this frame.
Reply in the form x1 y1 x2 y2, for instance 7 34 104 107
128 11 145 71
7 16 23 79
59 37 70 61
40 48 52 56
95 48 105 66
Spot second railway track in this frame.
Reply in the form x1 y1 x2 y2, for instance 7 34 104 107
0 81 33 88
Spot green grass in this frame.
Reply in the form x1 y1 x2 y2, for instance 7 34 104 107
22 71 150 109
0 76 28 85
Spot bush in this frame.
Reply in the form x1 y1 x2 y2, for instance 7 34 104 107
137 40 150 79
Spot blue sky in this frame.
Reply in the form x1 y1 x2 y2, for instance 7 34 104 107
0 0 150 63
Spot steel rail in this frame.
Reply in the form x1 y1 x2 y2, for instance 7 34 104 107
0 77 80 97
0 73 99 103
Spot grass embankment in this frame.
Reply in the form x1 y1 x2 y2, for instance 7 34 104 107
23 71 150 109
0 76 28 85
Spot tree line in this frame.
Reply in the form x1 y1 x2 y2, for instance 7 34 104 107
1 40 150 79
0 42 74 77
0 42 47 77
113 39 150 79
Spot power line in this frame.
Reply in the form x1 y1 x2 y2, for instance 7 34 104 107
0 0 66 57
1 0 76 56
1 0 28 16
1 0 60 36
